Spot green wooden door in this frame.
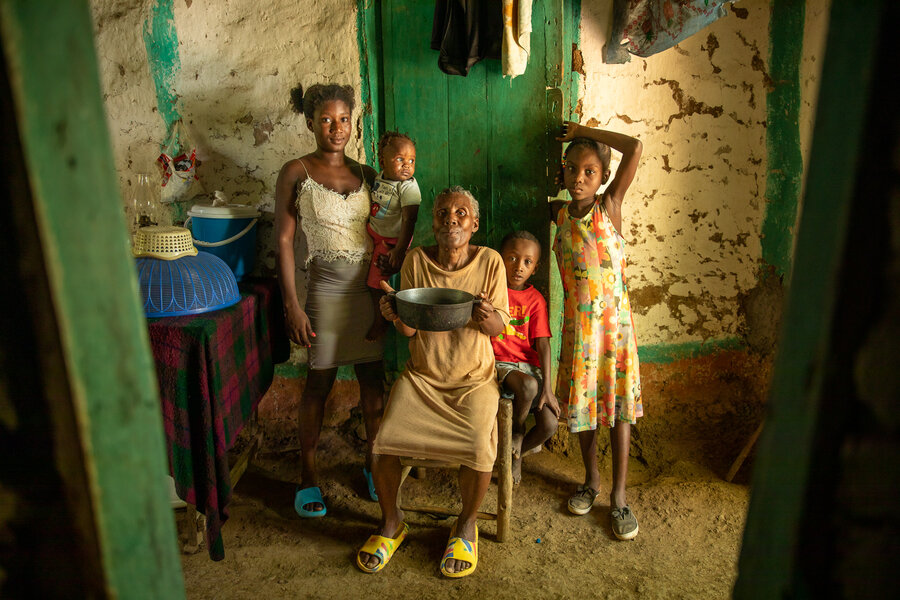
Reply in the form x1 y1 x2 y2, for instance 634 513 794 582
377 0 567 373
380 1 561 266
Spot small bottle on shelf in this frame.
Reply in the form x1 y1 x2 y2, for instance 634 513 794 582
135 172 162 229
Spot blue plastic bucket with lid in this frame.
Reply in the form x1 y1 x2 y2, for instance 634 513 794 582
185 203 260 281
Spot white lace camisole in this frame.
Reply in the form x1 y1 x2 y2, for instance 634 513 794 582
294 160 373 265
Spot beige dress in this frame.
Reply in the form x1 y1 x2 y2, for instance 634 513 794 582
373 246 510 472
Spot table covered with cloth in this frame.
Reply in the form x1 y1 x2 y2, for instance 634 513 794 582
147 277 289 560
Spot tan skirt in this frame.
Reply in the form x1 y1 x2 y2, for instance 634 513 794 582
305 257 383 370
373 370 499 472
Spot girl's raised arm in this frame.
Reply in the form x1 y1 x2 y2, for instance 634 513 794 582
558 121 642 233
559 121 642 208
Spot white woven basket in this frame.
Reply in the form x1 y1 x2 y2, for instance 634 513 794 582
132 226 198 260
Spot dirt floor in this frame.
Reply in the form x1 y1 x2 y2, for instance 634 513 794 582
180 421 752 600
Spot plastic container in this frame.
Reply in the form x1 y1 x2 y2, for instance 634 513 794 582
135 252 240 317
185 203 260 281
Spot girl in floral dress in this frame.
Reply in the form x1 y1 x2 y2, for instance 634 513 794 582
550 122 643 540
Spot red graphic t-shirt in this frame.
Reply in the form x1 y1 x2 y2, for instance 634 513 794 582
491 285 551 367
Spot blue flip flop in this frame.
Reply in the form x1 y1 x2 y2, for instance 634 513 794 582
363 467 378 502
294 486 327 518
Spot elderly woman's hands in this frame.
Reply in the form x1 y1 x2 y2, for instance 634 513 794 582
379 280 417 337
472 291 504 336
471 292 494 323
378 281 400 322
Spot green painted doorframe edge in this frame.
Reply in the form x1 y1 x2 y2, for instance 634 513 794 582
734 0 883 597
548 0 581 378
761 0 804 278
0 1 185 597
564 0 582 120
357 0 383 166
143 0 182 135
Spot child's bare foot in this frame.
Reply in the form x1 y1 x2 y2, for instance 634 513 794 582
511 432 524 459
365 316 388 341
511 432 524 484
522 444 542 457
512 453 523 485
511 432 525 484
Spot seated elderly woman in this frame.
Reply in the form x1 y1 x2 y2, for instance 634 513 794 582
356 186 510 578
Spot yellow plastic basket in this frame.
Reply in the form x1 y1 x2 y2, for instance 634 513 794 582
132 226 198 260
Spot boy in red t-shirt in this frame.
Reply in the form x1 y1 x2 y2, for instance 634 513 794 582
492 231 560 484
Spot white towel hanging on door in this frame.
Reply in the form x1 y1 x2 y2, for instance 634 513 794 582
502 0 532 78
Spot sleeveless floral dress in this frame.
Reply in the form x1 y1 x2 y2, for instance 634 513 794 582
553 200 642 432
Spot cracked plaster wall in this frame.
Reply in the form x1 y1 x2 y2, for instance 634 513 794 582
91 0 831 354
90 0 363 274
577 0 830 349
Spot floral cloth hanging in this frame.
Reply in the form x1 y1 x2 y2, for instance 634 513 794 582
604 0 738 64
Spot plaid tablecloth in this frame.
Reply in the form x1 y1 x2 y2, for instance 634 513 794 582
148 277 289 560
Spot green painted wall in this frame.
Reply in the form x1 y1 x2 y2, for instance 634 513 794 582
380 0 557 256
143 0 181 135
0 0 185 596
357 0 383 166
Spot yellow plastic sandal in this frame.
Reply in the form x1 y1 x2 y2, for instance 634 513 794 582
356 522 409 574
440 525 478 578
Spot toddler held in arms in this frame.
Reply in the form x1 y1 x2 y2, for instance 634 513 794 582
365 132 420 340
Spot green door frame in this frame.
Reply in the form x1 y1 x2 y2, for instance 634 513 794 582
734 0 884 596
0 1 185 597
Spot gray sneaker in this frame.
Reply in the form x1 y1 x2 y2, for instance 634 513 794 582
567 485 600 515
611 506 639 540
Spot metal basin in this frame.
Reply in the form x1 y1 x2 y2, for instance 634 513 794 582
389 287 481 332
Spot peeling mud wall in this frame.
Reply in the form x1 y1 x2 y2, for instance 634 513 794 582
577 0 830 355
91 0 363 287
88 1 836 471
91 0 365 367
91 1 830 361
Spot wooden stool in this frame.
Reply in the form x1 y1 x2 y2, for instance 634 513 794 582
396 397 513 542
